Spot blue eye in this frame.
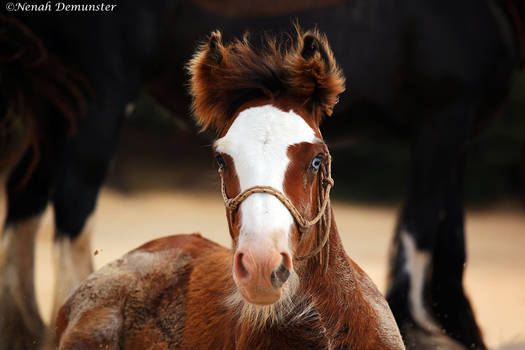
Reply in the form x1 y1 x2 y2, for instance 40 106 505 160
216 154 226 169
311 154 323 170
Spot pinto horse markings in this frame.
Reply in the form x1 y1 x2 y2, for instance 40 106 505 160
56 28 405 350
215 106 316 304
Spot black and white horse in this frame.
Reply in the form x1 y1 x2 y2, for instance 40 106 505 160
0 2 176 348
1 0 523 349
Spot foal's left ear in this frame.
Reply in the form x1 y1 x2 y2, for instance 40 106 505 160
286 29 345 120
301 34 328 63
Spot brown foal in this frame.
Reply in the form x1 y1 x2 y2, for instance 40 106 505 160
56 27 405 350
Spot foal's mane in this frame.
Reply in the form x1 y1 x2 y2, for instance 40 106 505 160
188 25 345 133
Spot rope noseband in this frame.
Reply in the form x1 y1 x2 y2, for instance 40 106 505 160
219 154 334 274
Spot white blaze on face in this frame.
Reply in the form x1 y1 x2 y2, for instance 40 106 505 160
215 105 318 250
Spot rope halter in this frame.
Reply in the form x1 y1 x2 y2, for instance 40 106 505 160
218 153 334 274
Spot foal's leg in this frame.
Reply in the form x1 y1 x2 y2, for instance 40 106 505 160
0 150 59 350
386 103 486 350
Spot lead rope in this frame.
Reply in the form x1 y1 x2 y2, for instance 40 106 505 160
218 154 334 274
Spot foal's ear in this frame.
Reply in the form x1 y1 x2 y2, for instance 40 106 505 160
286 28 345 121
208 31 223 64
187 30 228 132
301 34 328 63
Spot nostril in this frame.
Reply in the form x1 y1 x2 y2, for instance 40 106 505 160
271 255 291 289
234 252 249 280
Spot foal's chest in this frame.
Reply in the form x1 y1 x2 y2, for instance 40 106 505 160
185 303 332 349
180 320 332 350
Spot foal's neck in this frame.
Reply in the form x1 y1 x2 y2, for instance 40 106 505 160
297 215 379 347
300 214 352 283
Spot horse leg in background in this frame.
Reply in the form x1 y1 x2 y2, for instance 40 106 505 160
521 144 525 205
0 172 7 234
386 102 487 350
45 101 125 347
430 153 486 348
0 149 60 350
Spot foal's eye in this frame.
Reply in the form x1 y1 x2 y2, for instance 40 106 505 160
216 154 226 169
310 154 323 171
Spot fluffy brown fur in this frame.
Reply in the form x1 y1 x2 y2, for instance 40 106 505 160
56 233 405 349
187 25 345 133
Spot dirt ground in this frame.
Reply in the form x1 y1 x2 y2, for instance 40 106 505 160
33 189 525 349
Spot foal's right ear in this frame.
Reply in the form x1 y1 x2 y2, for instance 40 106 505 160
187 30 229 132
208 31 223 65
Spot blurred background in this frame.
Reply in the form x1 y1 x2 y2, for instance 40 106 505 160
3 1 524 349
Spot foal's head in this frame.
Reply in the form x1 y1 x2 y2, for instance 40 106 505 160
188 27 344 305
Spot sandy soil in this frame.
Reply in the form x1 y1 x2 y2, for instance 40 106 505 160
33 189 525 349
